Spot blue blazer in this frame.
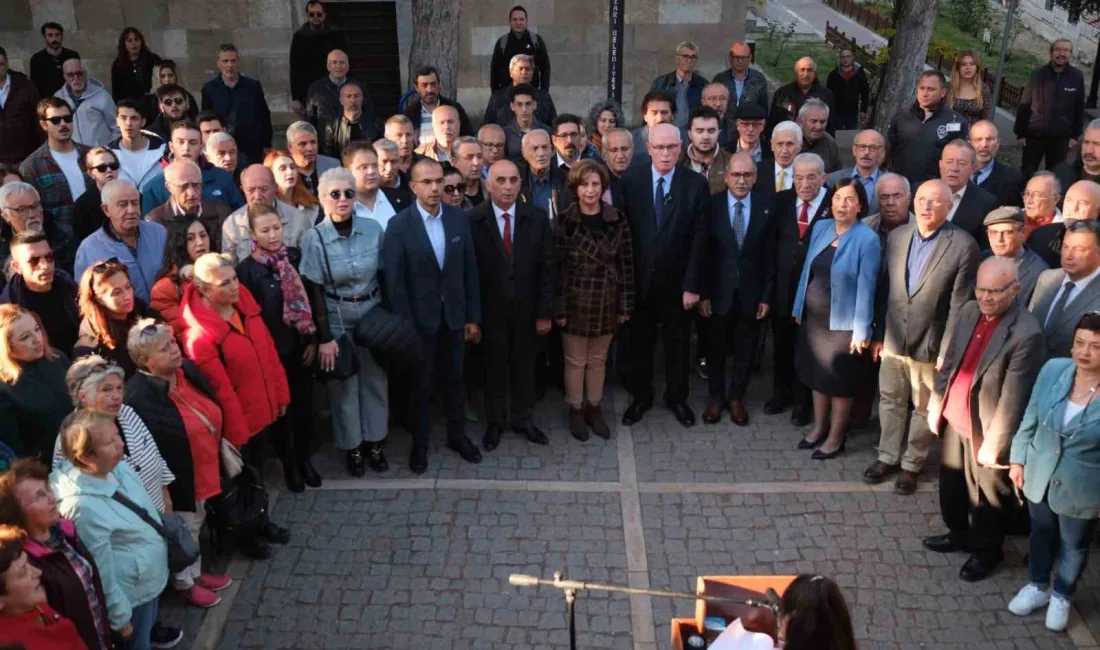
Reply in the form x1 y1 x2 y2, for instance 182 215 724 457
1011 358 1100 520
791 219 881 342
382 203 481 335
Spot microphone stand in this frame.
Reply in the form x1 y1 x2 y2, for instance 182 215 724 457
510 572 777 650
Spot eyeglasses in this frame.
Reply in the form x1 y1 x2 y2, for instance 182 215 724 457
728 172 755 180
915 198 949 207
1023 191 1053 201
443 184 466 195
329 189 355 200
63 71 85 78
91 162 120 173
478 140 505 150
677 53 699 60
650 144 679 153
44 115 73 125
138 323 161 338
553 132 581 140
168 181 203 193
161 97 186 106
92 257 123 273
3 203 43 216
853 144 883 152
26 253 55 268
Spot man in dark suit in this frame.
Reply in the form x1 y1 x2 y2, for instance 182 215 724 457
700 153 777 426
754 121 801 199
468 160 554 451
1028 219 1100 358
768 152 832 425
1029 179 1100 268
383 159 483 473
969 120 1024 208
940 140 998 244
619 123 710 427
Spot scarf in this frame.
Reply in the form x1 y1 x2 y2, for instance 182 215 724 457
251 244 316 335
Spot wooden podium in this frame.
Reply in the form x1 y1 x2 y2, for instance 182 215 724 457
670 575 797 648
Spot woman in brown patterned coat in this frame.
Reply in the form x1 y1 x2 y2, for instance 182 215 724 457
554 159 635 441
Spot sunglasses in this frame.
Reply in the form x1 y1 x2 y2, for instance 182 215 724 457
138 323 161 338
92 257 123 273
91 162 120 173
329 189 355 200
443 184 466 195
161 97 186 106
45 115 73 125
27 253 55 268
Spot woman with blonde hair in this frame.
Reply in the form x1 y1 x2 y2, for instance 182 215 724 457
264 149 320 223
75 260 159 377
948 50 992 126
0 305 71 463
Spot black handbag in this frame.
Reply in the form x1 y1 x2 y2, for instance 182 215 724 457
353 303 422 367
205 465 268 543
110 491 200 574
314 233 361 381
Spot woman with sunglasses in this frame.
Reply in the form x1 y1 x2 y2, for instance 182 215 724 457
1008 312 1100 632
110 28 161 104
74 260 159 378
264 149 320 225
440 163 468 210
72 148 120 245
300 168 389 477
0 305 72 465
151 216 211 339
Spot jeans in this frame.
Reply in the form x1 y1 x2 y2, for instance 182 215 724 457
172 501 206 590
126 598 159 650
1028 497 1099 598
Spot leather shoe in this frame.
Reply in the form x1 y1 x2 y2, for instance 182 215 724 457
346 448 366 478
922 532 968 554
811 441 845 460
790 405 812 426
702 399 724 424
364 441 388 473
959 551 1002 582
299 457 322 488
237 536 271 560
622 399 652 425
282 460 304 493
447 436 483 464
763 396 790 415
408 446 428 474
894 470 919 495
482 425 503 452
797 435 826 450
261 521 290 545
670 402 695 427
728 400 749 426
862 461 900 484
515 424 549 445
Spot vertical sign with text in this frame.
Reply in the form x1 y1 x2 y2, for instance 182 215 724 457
608 0 624 102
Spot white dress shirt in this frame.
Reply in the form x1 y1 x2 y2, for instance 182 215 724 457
947 184 967 221
416 201 446 268
492 202 516 244
1046 265 1100 327
796 185 827 221
0 74 11 109
355 190 396 232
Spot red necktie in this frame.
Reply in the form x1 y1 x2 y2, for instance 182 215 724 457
798 202 810 238
502 212 513 257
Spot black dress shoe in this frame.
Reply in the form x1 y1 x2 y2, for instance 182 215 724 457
364 441 388 473
622 400 652 425
299 457 322 488
282 460 304 493
346 448 366 477
959 551 1002 582
237 536 271 560
670 403 695 427
811 442 845 460
515 424 549 445
447 436 483 464
790 405 812 426
797 435 826 450
409 446 428 474
483 424 504 451
261 521 290 544
922 532 967 554
763 396 791 415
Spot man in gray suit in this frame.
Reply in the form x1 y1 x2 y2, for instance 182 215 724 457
924 258 1046 582
865 179 981 495
1028 219 1100 358
828 129 885 206
287 120 340 197
983 207 1049 305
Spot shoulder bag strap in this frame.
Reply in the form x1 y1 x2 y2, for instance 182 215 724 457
316 230 347 331
110 490 166 538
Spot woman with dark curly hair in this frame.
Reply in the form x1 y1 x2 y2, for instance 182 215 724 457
150 216 211 338
586 99 625 153
73 260 158 377
110 27 161 103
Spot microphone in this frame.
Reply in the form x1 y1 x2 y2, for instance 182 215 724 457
509 574 541 587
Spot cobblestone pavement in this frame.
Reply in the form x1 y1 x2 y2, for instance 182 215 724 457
165 367 1099 650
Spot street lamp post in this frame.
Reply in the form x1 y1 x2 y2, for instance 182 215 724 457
992 0 1019 108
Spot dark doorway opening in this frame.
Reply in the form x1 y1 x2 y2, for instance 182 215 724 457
325 1 403 119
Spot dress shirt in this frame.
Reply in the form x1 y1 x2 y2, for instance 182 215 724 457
555 153 574 171
727 191 752 231
973 160 995 186
0 74 10 109
674 72 691 128
354 190 396 231
416 200 446 268
851 167 881 206
941 313 1003 437
774 162 792 192
1045 265 1100 327
492 202 516 244
947 184 967 221
795 186 827 224
906 225 943 296
171 198 202 217
736 140 762 163
652 167 676 206
732 71 746 103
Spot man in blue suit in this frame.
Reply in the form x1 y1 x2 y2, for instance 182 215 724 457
383 158 483 473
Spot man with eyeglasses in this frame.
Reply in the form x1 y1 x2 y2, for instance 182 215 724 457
147 158 232 250
649 41 709 129
969 120 1024 208
489 5 551 92
289 0 347 117
866 178 980 496
0 181 73 285
0 46 44 167
602 128 634 181
1015 38 1084 179
72 148 120 244
483 55 557 128
1020 171 1064 240
828 130 885 205
201 44 273 167
141 120 244 213
146 83 191 142
142 59 198 124
0 230 80 353
925 256 1045 582
862 172 914 246
732 103 767 163
109 98 166 190
550 114 592 174
1030 179 1100 268
983 207 1049 305
453 137 486 207
712 41 769 119
20 97 90 238
477 124 507 179
54 58 117 148
1029 219 1100 357
939 139 997 244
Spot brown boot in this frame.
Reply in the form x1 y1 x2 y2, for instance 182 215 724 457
702 399 724 424
570 407 589 441
584 402 611 439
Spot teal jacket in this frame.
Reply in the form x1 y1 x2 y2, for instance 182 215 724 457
1010 357 1100 520
50 460 169 629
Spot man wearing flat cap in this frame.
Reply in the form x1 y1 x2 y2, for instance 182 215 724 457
732 103 767 162
983 206 1050 305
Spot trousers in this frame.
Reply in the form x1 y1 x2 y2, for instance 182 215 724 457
877 351 936 471
563 333 613 407
939 424 1017 552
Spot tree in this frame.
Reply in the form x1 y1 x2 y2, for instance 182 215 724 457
409 0 463 97
871 0 939 132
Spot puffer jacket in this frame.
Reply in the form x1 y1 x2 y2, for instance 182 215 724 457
54 78 120 148
50 460 169 631
180 281 290 445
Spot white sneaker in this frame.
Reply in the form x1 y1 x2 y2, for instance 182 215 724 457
1046 595 1071 632
1008 583 1051 615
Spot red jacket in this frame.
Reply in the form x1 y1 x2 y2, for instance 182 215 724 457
180 282 289 446
3 602 88 650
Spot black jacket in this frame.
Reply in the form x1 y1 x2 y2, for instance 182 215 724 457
1028 222 1067 269
950 183 999 245
826 66 870 117
706 191 778 317
141 88 198 126
886 102 969 186
773 189 833 314
0 271 80 353
124 360 216 512
322 114 381 159
517 162 568 218
111 54 162 103
1051 157 1100 208
29 47 80 98
490 30 551 91
201 75 274 164
236 249 316 360
977 161 1025 209
0 353 71 465
72 185 106 245
306 76 376 141
402 95 475 137
1014 63 1086 140
483 85 557 127
767 81 837 136
289 24 348 103
0 71 43 165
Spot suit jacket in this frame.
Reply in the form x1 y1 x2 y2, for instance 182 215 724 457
874 221 980 363
468 201 554 333
381 185 412 213
1027 222 1066 269
382 203 481 334
793 219 882 342
145 199 233 251
753 157 793 200
773 188 832 314
517 162 568 218
929 301 1046 464
1028 268 1100 358
990 247 1050 307
706 191 777 317
950 183 999 244
619 164 710 305
978 161 1025 208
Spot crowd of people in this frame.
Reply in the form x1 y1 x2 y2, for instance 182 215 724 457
0 1 1099 648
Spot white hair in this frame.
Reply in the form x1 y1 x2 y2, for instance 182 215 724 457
286 120 317 142
792 152 825 175
205 131 236 150
798 98 830 120
875 172 911 197
1030 170 1062 197
509 54 534 70
65 354 125 407
100 178 137 206
0 182 40 210
192 252 236 289
318 167 356 197
372 138 398 155
771 121 803 147
521 128 550 149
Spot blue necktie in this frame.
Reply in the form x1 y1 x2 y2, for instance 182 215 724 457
655 177 666 228
732 201 746 247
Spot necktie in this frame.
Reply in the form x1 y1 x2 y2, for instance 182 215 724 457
971 171 981 185
777 168 788 191
732 201 746 247
655 177 666 228
1047 281 1077 328
502 212 513 257
798 201 810 238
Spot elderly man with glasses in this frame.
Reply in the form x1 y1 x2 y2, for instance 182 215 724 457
146 158 232 250
54 58 118 147
712 41 769 119
0 181 74 283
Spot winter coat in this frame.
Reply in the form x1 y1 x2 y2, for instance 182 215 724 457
150 273 189 339
54 78 120 147
1014 63 1086 140
490 30 551 91
179 282 290 446
305 76 375 140
554 203 635 337
50 460 169 630
289 24 348 103
0 352 72 464
0 71 44 165
200 75 273 165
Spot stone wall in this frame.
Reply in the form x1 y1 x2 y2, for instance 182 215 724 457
1012 0 1097 67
